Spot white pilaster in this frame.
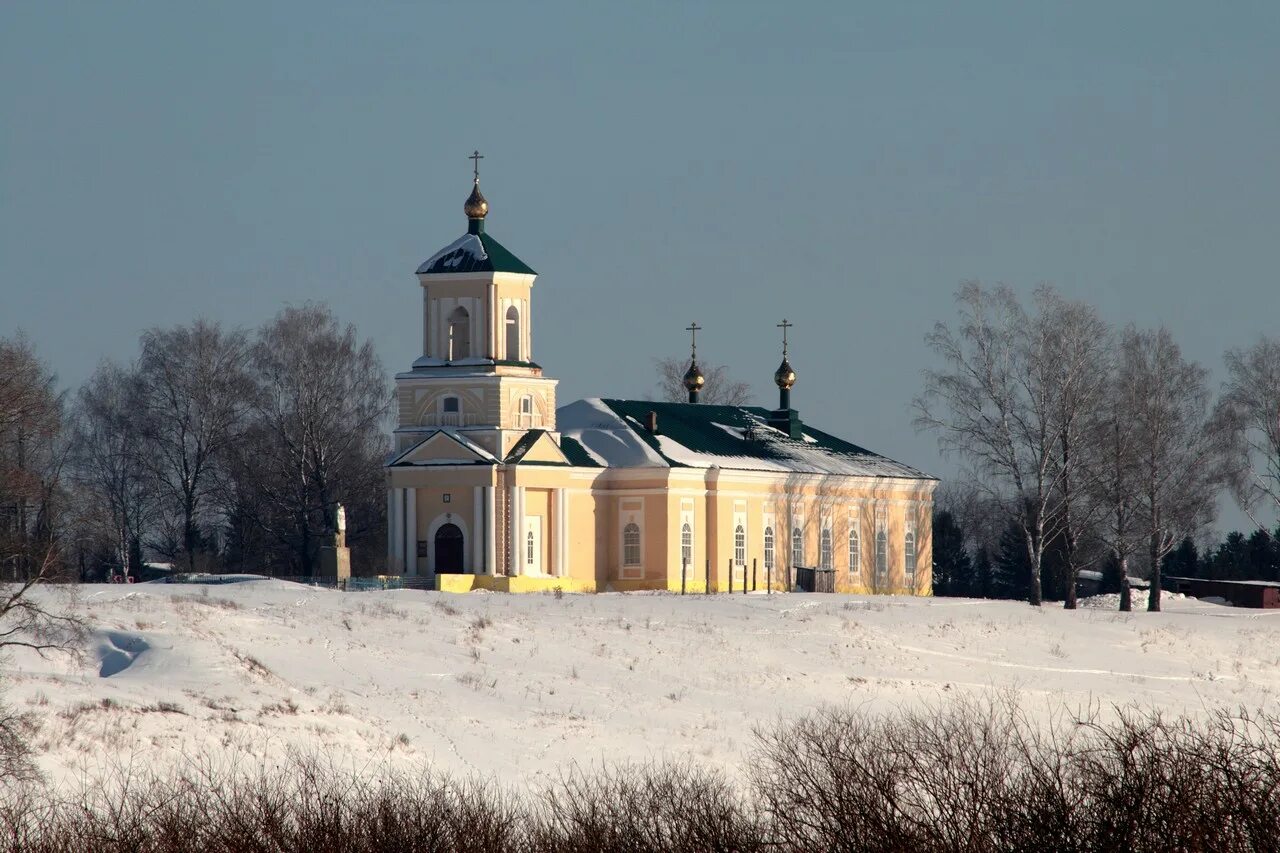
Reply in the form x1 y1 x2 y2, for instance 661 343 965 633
485 486 497 575
391 488 405 573
473 486 484 573
387 488 396 572
404 488 417 577
422 288 430 357
487 281 496 359
554 489 567 576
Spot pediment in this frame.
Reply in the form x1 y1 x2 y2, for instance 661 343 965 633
392 431 493 467
505 430 571 465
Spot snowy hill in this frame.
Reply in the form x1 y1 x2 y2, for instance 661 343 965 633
7 581 1280 788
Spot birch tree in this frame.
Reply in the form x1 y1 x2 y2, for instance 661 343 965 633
70 362 155 578
234 305 389 576
1085 337 1144 611
1217 336 1280 529
1123 326 1223 612
1038 292 1111 608
136 321 252 571
917 284 1067 606
0 335 65 581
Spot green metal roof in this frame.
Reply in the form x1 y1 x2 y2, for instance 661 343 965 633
416 230 536 276
557 399 936 479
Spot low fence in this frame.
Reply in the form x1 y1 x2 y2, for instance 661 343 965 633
150 573 437 592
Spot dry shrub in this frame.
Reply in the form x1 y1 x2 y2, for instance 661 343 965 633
3 701 1279 852
752 698 1280 853
528 763 761 853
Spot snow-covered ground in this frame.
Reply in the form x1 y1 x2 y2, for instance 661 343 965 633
7 581 1280 789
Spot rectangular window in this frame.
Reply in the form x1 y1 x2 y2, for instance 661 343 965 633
848 508 860 576
875 506 888 585
904 510 917 587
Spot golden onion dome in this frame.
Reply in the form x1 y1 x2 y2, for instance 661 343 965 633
464 180 489 219
774 357 796 390
683 360 706 392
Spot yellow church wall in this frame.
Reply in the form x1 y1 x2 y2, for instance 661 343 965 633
522 487 552 573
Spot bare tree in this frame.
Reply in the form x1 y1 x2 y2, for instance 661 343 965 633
1122 326 1223 612
653 358 752 406
0 335 65 581
916 284 1081 606
1085 337 1145 611
135 321 253 572
70 361 156 579
233 304 389 576
1039 292 1111 609
1217 336 1280 530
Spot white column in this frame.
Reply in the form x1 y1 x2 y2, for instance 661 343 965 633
387 488 396 572
485 486 497 575
487 282 496 359
510 486 527 575
404 488 417 577
391 488 405 573
427 286 437 353
561 489 570 577
473 486 484 573
554 489 567 577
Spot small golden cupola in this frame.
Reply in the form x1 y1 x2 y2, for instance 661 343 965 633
768 319 803 438
774 318 796 402
464 150 489 232
682 322 705 403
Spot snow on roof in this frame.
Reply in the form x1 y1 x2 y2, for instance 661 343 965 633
555 398 934 479
556 399 666 468
417 234 488 274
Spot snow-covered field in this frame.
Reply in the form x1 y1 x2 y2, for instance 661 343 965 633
7 580 1280 789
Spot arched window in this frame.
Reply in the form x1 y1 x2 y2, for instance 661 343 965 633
447 306 470 360
441 395 460 426
848 527 860 576
820 527 833 570
505 306 520 361
791 526 804 567
875 529 888 583
764 526 775 571
681 522 692 567
734 525 746 565
623 522 641 566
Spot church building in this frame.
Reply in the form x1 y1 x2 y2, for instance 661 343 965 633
386 160 937 594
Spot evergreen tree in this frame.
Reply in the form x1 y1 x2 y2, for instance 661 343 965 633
994 520 1029 601
1161 537 1200 579
973 548 994 599
1245 529 1279 582
931 510 973 596
1100 553 1124 595
1205 532 1249 579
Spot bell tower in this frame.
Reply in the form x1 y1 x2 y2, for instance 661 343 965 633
393 153 559 459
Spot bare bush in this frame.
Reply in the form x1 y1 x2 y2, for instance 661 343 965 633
529 763 761 853
3 702 1279 851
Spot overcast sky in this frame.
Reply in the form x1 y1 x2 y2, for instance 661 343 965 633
3 2 1277 532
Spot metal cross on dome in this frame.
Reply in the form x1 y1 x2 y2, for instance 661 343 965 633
686 321 702 358
777 318 793 356
469 150 484 181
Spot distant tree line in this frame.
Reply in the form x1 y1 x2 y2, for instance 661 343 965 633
921 283 1280 611
1 304 390 582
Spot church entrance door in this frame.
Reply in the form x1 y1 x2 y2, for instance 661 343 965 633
435 523 465 574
